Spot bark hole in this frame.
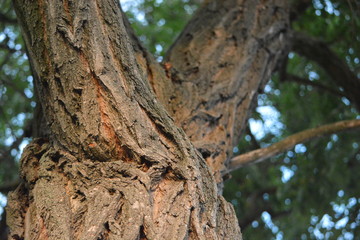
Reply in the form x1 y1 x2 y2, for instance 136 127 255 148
198 147 211 159
139 225 147 240
140 156 153 172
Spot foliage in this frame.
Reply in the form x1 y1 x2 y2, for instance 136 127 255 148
0 0 359 239
224 1 360 238
0 0 32 186
122 0 198 58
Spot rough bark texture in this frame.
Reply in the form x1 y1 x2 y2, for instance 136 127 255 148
163 0 289 184
7 0 289 239
129 0 289 185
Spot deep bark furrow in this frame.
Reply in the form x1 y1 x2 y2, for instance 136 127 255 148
162 0 289 184
9 0 241 239
8 0 292 238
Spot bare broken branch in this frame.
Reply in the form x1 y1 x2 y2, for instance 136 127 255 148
228 119 360 172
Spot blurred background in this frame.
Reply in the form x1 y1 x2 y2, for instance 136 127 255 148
0 0 359 239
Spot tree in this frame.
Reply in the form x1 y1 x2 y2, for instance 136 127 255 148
2 0 360 239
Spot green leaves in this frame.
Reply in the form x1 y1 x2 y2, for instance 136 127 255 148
225 1 359 238
0 0 32 185
123 0 198 58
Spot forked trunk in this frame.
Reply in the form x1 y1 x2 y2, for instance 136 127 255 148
7 0 288 239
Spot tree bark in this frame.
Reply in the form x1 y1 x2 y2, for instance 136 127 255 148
7 0 289 239
129 0 290 185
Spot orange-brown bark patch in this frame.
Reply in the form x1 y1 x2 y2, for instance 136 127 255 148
62 0 72 25
163 62 172 78
38 217 49 240
91 71 132 161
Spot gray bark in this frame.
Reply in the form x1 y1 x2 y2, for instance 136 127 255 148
6 0 289 239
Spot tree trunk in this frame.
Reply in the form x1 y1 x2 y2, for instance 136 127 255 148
6 0 288 239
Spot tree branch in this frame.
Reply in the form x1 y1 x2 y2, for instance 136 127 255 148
0 13 17 25
0 180 20 194
163 0 289 182
290 31 360 111
285 74 345 98
11 0 242 237
237 187 288 230
228 119 360 171
0 77 29 99
0 43 18 53
290 0 312 22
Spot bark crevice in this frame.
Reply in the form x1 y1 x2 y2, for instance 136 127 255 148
9 0 247 239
